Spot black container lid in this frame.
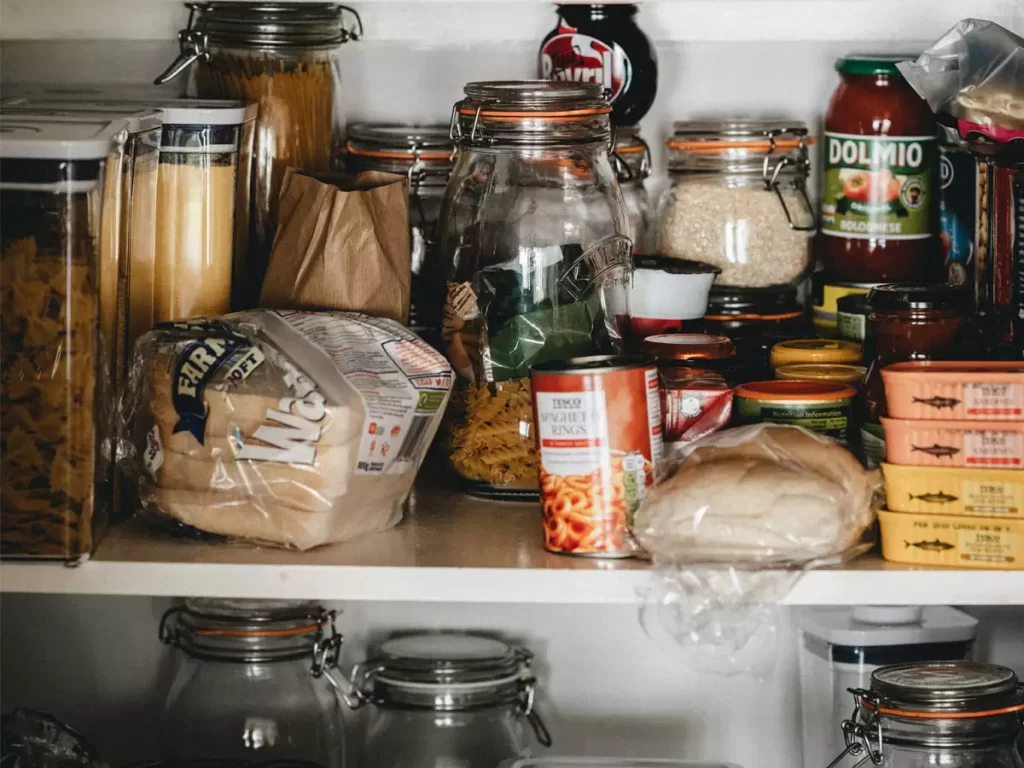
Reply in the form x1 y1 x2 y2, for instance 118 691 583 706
706 285 803 317
868 283 970 312
635 256 720 275
837 293 872 313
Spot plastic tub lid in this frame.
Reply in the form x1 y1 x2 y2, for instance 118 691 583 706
770 339 862 367
794 606 978 647
0 115 123 160
500 760 744 768
0 107 161 135
734 380 856 401
1 95 256 126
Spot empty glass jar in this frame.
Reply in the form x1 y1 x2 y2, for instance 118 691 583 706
438 80 631 498
344 633 552 768
158 599 346 766
823 661 1024 768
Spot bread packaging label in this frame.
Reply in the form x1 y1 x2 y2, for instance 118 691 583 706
127 310 453 549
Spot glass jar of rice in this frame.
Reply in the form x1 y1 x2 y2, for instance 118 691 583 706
656 121 816 288
155 2 361 307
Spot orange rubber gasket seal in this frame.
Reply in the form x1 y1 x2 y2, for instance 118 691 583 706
704 311 805 321
345 144 452 161
458 107 611 119
193 624 322 638
615 144 647 154
666 137 816 151
862 700 1024 720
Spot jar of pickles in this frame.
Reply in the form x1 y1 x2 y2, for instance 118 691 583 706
344 633 551 768
345 123 454 341
612 126 653 255
439 80 631 497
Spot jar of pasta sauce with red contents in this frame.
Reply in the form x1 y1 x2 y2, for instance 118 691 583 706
822 55 939 283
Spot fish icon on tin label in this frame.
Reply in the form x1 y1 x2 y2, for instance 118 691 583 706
911 443 961 458
912 396 961 410
908 491 959 504
905 539 956 552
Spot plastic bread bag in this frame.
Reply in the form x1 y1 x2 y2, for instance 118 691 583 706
123 310 453 550
633 424 881 674
897 19 1024 153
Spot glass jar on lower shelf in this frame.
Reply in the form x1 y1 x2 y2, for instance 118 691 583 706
345 633 552 768
158 599 346 766
822 661 1024 768
656 121 816 288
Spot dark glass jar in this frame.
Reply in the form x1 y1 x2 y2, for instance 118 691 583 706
703 286 812 383
858 283 970 467
642 333 739 384
538 4 657 126
822 56 939 283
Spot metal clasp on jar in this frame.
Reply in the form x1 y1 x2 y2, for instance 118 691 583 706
514 647 554 747
761 127 816 232
823 688 886 768
611 133 652 183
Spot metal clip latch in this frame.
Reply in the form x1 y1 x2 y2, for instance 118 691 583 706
761 127 815 232
824 689 885 768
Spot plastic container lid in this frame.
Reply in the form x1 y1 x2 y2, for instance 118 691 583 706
643 333 736 361
837 293 872 315
0 103 161 135
734 380 856 402
770 339 862 367
775 363 867 385
501 760 743 768
705 285 804 321
868 283 971 312
836 54 919 77
0 115 122 160
795 606 978 648
0 96 256 126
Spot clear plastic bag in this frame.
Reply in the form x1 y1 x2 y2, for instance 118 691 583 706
633 424 881 673
122 309 453 550
897 19 1024 152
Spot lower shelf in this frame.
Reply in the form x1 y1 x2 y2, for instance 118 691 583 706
2 487 1022 605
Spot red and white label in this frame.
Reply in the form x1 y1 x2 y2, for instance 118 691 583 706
964 430 1024 467
536 389 608 474
540 26 632 103
964 383 1024 417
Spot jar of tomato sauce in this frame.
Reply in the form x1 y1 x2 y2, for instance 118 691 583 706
822 56 939 283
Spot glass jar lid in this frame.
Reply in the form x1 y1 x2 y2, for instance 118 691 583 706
451 80 612 147
868 661 1023 715
867 283 970 312
345 123 453 184
612 125 651 182
160 598 334 662
665 120 813 175
643 334 736 361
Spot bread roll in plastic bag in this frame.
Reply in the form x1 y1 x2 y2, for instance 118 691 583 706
635 424 881 566
124 310 453 549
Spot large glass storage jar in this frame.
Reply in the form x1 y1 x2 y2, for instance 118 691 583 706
439 80 631 498
159 599 346 765
345 633 551 768
612 126 653 255
0 116 120 561
821 661 1024 768
657 121 816 288
345 123 454 341
155 2 361 306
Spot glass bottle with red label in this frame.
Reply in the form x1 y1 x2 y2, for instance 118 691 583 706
538 4 657 127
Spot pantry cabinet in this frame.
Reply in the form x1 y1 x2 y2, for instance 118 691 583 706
1 1 1023 767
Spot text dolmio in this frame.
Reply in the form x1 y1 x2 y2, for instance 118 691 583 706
828 136 925 170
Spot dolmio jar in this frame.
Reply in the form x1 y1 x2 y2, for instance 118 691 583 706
821 55 938 283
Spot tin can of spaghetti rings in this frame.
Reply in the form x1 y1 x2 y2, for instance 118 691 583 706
530 354 663 557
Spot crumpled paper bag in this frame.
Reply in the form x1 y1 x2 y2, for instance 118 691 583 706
259 169 411 324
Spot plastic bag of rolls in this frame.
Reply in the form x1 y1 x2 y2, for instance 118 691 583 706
123 310 453 549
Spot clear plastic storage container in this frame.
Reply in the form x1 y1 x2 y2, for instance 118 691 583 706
345 123 454 340
438 80 631 497
158 599 346 765
344 633 551 768
796 606 978 768
156 2 362 302
0 116 121 561
657 121 815 288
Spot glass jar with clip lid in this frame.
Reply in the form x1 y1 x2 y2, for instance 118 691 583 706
158 599 347 765
345 123 455 342
822 661 1024 768
657 120 816 288
337 632 552 768
439 80 632 498
612 125 653 255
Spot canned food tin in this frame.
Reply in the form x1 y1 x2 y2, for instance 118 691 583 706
530 355 663 558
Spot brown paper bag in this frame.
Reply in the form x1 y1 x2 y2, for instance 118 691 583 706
259 169 411 324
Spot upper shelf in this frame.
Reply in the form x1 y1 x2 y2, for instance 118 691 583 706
1 0 1019 43
2 487 1022 605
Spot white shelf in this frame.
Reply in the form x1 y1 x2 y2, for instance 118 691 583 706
3 487 1022 605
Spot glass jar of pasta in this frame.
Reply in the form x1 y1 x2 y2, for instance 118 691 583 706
154 2 362 308
438 80 632 498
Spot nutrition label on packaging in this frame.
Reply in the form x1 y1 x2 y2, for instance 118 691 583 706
964 383 1024 417
964 430 1024 468
284 312 453 475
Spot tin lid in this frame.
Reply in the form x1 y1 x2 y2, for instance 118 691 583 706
770 339 863 367
868 283 971 312
775 363 867 385
0 116 121 160
868 661 1024 715
643 334 736 361
183 2 358 48
734 380 856 402
531 354 657 375
837 54 918 77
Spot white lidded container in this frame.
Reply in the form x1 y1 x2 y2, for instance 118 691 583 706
795 606 978 768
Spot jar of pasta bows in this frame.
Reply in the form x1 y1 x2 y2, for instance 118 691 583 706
439 81 632 498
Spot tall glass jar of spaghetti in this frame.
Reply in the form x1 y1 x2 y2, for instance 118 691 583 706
154 2 361 308
438 81 632 499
